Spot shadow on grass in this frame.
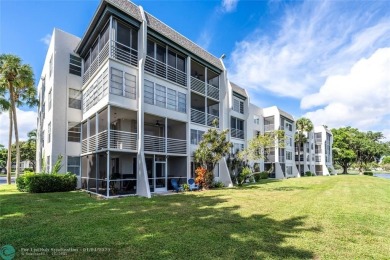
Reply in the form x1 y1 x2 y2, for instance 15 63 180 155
0 189 321 259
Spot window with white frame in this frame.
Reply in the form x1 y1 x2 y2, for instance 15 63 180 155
110 68 136 99
233 97 244 114
286 151 292 160
69 54 82 76
67 156 80 176
48 122 51 143
68 122 81 142
69 88 82 109
285 122 293 132
48 88 52 111
254 116 260 125
231 117 244 139
190 129 205 145
232 143 244 154
49 54 53 77
144 80 187 113
155 84 166 108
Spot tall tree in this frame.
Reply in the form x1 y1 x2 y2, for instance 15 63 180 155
193 120 232 188
0 54 37 182
332 127 358 174
294 118 314 175
0 144 7 168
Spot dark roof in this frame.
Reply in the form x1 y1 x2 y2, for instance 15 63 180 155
230 82 248 97
76 0 223 70
144 11 223 70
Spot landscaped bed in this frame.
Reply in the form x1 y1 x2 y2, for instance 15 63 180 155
1 175 389 259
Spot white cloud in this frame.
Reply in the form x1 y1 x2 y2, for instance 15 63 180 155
197 31 212 50
0 109 37 147
227 1 390 98
221 0 238 13
302 48 390 136
40 34 52 46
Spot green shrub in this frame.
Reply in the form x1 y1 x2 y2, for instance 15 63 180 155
182 183 190 191
237 167 252 186
363 171 373 176
16 172 77 193
259 171 269 180
23 168 34 173
210 181 224 188
305 171 313 177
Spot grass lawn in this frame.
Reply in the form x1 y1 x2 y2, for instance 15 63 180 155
1 175 390 259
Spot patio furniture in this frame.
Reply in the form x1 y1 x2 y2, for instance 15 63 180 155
188 178 199 191
171 179 183 193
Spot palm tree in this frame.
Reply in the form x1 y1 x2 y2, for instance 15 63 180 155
295 117 314 176
0 54 37 182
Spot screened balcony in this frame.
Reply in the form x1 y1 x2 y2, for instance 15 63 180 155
82 18 139 85
190 60 220 101
144 114 187 155
264 116 275 132
190 93 219 127
81 107 138 154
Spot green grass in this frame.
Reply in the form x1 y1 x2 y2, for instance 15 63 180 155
1 175 390 259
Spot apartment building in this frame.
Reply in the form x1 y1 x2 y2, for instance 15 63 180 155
36 0 333 198
294 126 335 176
262 106 299 179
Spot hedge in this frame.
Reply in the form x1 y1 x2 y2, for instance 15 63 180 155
17 172 77 193
363 171 373 176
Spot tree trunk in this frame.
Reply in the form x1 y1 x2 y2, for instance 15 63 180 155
298 142 301 177
6 109 13 184
10 84 20 179
342 164 348 174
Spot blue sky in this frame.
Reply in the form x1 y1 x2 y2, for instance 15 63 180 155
1 0 390 146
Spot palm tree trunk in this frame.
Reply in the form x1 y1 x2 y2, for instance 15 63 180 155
6 109 13 184
10 84 20 179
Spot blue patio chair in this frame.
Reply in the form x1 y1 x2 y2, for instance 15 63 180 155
188 178 199 191
171 179 183 193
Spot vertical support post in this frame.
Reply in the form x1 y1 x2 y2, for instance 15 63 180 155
96 112 99 190
165 117 167 153
87 118 90 153
107 105 111 149
109 16 113 59
106 151 110 197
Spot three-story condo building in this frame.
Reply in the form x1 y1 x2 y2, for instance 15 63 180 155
36 0 333 198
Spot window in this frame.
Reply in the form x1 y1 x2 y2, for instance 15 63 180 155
190 129 205 145
178 92 186 113
48 89 52 111
231 117 244 139
114 20 138 65
69 54 82 76
69 88 82 109
285 122 293 132
49 54 53 77
155 84 166 108
144 80 154 104
67 156 80 176
48 122 51 143
232 143 244 154
110 68 136 99
254 116 260 125
68 122 81 142
167 88 176 111
286 151 292 160
47 156 50 173
110 68 123 96
233 98 244 114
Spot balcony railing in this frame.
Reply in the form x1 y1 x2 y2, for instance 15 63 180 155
279 156 285 163
83 40 138 85
264 155 275 162
144 135 186 154
231 128 244 139
110 130 137 150
191 108 219 127
264 124 275 131
207 84 219 100
315 138 322 143
315 155 321 162
81 130 137 154
191 76 205 95
145 56 187 87
167 138 187 154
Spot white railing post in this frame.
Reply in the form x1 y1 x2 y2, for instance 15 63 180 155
107 105 111 149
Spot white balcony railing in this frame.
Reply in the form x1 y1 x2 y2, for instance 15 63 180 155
167 138 187 154
110 130 137 150
144 135 166 153
81 130 137 154
231 128 244 139
145 56 187 87
207 84 219 100
264 155 275 162
315 155 321 162
264 124 275 131
83 40 138 85
191 76 205 95
191 109 219 127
